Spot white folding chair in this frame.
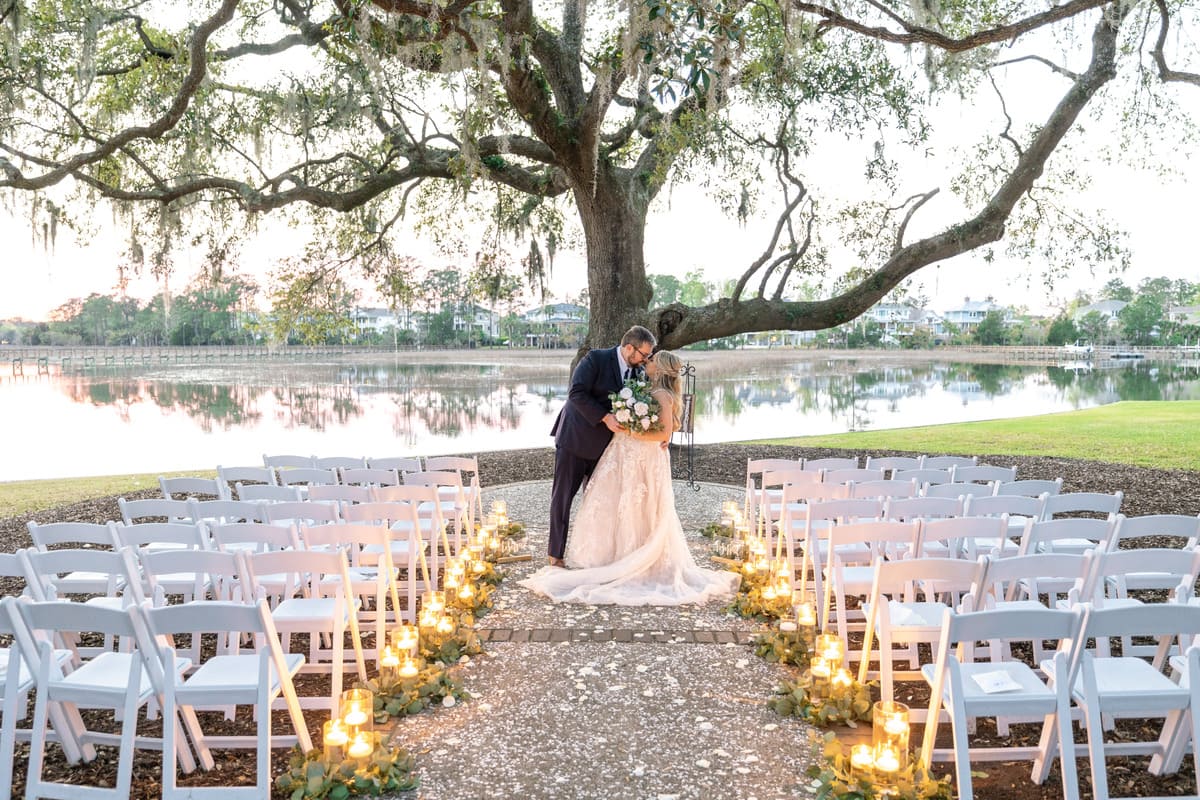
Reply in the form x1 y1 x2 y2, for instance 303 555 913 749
242 549 368 710
918 515 1014 560
919 607 1081 800
848 478 919 500
117 497 191 525
759 469 824 552
1041 491 1123 521
883 495 963 523
924 455 978 470
25 521 121 595
824 467 885 486
804 457 859 472
745 457 805 527
893 468 954 487
140 548 246 611
996 478 1063 498
951 464 1018 485
17 599 188 800
858 556 988 710
263 454 315 469
339 467 402 487
1107 513 1200 554
864 455 924 478
923 481 996 500
398 473 466 554
313 456 367 470
345 497 434 596
262 500 341 528
793 498 883 605
139 599 313 800
186 498 266 525
964 492 1049 546
820 519 922 649
209 521 300 557
368 456 423 473
113 521 209 554
1017 516 1115 556
300 521 405 651
235 483 303 503
0 595 87 797
308 484 373 504
216 465 278 495
1043 604 1200 800
425 456 484 532
160 476 228 501
277 467 340 488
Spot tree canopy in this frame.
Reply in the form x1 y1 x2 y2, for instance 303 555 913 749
2 0 1198 352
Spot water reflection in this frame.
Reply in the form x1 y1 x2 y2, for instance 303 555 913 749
1 356 1197 481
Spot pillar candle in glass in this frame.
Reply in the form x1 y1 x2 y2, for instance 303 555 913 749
399 655 420 679
348 731 373 763
423 590 446 614
322 719 349 763
444 573 461 592
457 581 476 602
340 688 374 735
794 602 818 653
393 625 419 657
849 743 875 781
491 500 507 517
809 655 831 698
378 645 400 685
872 700 910 771
436 614 456 635
816 634 845 673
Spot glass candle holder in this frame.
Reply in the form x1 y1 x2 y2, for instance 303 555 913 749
491 500 507 517
849 743 876 781
392 624 419 656
348 731 373 763
816 634 845 673
423 590 446 614
471 558 487 575
340 688 374 734
457 581 476 601
378 644 400 685
322 719 349 763
436 614 456 635
809 655 831 698
399 655 420 679
872 700 910 772
444 573 461 591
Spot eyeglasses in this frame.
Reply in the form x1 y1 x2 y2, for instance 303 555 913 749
634 347 654 361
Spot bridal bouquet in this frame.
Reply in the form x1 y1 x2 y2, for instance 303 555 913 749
609 375 662 433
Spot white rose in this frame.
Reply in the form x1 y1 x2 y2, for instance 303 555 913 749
640 417 651 429
619 387 634 399
633 401 649 416
651 414 658 422
616 409 631 423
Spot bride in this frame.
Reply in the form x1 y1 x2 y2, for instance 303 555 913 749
520 350 739 606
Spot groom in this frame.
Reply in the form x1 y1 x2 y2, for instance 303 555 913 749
547 325 657 567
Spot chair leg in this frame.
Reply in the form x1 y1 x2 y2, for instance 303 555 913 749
949 701 975 800
1080 691 1110 800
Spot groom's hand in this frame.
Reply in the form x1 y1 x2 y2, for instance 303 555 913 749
602 413 622 433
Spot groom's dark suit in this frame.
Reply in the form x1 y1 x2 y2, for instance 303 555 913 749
548 345 627 560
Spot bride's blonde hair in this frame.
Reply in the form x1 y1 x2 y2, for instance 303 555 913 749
650 350 684 427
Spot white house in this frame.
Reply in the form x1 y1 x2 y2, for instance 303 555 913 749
453 304 500 338
941 297 1013 332
1073 299 1128 327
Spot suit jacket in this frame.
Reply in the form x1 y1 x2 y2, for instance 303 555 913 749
551 346 626 460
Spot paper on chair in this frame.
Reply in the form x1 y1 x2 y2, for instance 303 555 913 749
972 669 1022 693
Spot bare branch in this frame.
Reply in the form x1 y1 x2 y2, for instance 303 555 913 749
792 0 1110 52
1152 0 1200 88
892 189 939 254
992 54 1080 80
988 73 1025 159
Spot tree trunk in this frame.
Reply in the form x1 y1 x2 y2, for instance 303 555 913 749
576 166 652 356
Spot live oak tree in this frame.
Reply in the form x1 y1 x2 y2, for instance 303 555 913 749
1 0 1198 354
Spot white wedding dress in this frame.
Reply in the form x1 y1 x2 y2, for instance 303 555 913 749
521 432 739 606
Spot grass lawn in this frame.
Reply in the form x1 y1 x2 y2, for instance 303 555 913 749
747 400 1200 472
0 470 217 520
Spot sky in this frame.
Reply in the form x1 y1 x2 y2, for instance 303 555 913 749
2 22 1198 322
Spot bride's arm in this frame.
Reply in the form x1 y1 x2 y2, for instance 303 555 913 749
627 391 675 444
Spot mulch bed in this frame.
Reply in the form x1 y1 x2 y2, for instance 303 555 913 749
1 443 1198 799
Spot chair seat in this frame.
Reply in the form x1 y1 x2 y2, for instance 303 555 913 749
0 646 73 688
273 597 359 625
1043 656 1188 713
882 600 951 628
54 572 123 594
55 652 189 698
176 652 305 700
1036 538 1102 554
921 661 1057 713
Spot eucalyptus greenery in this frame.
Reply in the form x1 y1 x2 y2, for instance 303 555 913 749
725 570 792 621
768 675 874 727
753 627 812 668
700 522 734 539
274 734 419 799
806 732 953 800
419 612 483 665
496 521 526 541
366 663 469 722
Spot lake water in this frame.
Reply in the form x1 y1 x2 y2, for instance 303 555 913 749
2 350 1198 481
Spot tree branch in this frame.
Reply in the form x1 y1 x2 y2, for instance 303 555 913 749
1152 0 1200 88
0 0 241 191
651 2 1128 348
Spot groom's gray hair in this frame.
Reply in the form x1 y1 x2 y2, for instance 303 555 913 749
621 325 656 348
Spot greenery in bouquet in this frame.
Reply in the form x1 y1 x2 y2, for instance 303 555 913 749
700 521 735 539
608 376 663 433
725 570 792 621
769 674 874 727
419 611 483 664
366 662 469 722
806 732 953 800
275 734 419 798
473 559 505 586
